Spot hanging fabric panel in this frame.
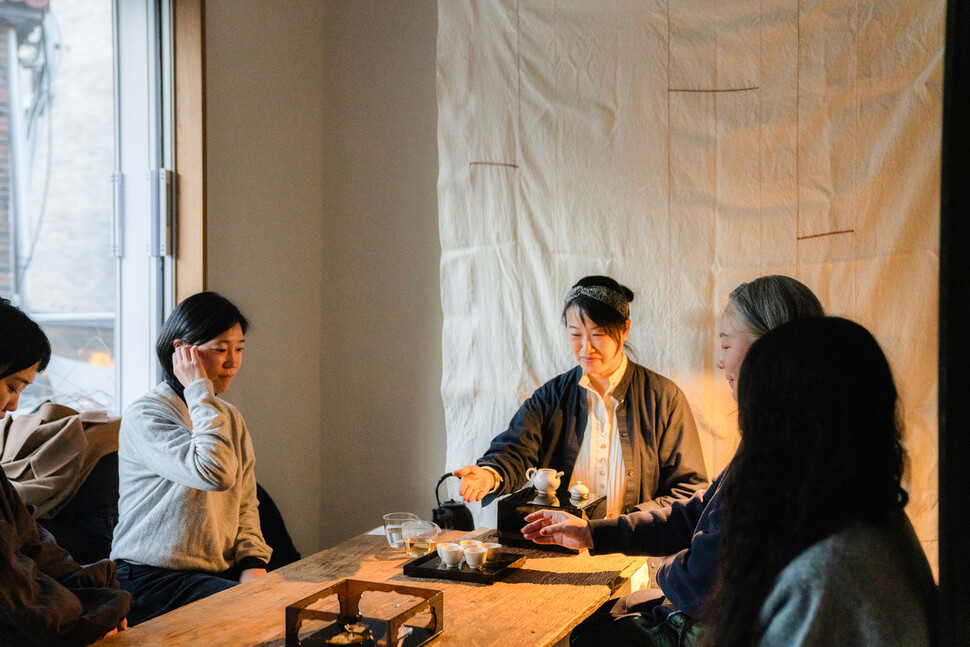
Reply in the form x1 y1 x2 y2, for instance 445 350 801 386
437 0 943 573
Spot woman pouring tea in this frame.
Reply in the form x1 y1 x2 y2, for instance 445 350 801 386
453 275 708 517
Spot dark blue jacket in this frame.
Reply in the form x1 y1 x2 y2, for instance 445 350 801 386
588 466 729 616
478 363 708 512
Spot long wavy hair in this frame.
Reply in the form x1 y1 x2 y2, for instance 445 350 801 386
699 317 907 647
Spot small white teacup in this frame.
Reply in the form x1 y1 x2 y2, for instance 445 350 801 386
437 542 464 567
480 542 502 562
459 539 482 548
463 546 488 569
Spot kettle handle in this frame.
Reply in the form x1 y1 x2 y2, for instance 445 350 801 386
435 473 456 506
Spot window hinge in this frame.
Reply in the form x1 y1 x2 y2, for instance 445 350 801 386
150 168 176 258
111 171 124 258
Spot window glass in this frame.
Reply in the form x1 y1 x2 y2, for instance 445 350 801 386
0 1 117 413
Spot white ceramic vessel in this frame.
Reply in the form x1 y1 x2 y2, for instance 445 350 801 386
436 542 464 567
463 546 487 569
526 467 564 493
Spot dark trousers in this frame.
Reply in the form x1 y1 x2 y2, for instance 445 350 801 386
114 560 239 626
570 589 702 647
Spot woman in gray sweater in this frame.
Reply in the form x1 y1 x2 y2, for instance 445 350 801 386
110 292 271 625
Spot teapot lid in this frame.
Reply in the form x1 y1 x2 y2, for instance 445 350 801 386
569 481 590 497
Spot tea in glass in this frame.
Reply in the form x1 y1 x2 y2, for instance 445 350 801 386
401 520 441 558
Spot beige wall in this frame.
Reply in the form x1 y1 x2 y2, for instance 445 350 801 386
204 0 443 554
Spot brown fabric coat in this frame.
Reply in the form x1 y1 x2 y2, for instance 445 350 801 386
0 469 129 646
1 404 119 519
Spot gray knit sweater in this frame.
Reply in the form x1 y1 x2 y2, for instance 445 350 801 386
110 379 271 572
757 511 936 647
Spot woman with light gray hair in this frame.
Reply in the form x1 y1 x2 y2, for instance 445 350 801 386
717 275 824 400
453 275 709 517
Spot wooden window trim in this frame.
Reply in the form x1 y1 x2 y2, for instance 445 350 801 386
173 0 205 299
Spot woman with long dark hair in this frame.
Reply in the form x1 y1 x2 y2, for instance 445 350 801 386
0 298 130 644
699 317 936 647
110 292 271 625
454 275 708 516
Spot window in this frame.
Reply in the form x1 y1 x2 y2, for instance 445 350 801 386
0 0 175 415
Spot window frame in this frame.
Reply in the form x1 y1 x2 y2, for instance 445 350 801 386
173 0 204 300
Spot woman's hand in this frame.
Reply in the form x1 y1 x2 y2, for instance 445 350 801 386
172 340 207 387
453 465 496 502
239 567 267 583
521 509 593 550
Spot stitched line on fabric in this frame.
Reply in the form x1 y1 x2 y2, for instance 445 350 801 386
668 87 759 93
469 162 519 168
796 229 855 240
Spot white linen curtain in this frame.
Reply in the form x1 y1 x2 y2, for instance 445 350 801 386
437 0 942 572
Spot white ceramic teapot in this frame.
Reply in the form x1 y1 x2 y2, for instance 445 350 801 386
526 467 565 494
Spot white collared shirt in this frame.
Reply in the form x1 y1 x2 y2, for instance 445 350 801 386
573 354 628 518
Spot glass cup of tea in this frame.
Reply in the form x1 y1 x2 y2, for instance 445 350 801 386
401 520 441 558
383 512 420 549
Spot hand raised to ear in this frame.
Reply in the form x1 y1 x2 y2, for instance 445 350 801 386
172 340 207 387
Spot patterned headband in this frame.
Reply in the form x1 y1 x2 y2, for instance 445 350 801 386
563 285 630 319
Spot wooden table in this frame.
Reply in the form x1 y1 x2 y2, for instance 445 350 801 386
94 528 648 647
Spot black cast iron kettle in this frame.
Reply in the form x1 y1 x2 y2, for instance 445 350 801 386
432 473 475 531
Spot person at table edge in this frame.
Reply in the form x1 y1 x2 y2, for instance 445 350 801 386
454 275 708 516
0 298 130 645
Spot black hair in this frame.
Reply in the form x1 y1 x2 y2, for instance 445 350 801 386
699 317 906 647
156 292 249 383
0 298 52 379
561 275 635 346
